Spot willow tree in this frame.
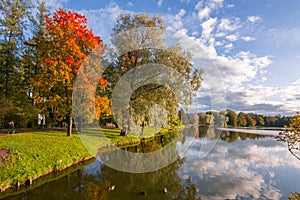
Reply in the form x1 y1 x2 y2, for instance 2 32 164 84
105 13 203 136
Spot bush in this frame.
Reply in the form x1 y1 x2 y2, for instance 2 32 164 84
0 97 38 129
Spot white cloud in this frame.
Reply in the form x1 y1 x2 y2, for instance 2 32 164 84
78 3 132 39
218 18 241 31
242 36 256 41
127 2 134 7
209 0 224 9
227 4 234 8
176 9 186 18
192 31 199 36
157 0 163 8
215 41 224 46
165 9 186 32
195 0 223 20
279 79 300 113
168 19 271 88
169 30 272 112
224 43 233 49
261 76 267 82
162 3 283 114
180 0 191 3
198 6 211 20
214 32 226 38
212 78 300 115
247 15 262 23
201 18 218 42
226 34 239 41
33 0 68 11
194 1 203 10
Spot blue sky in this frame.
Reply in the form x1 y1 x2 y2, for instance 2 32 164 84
41 0 300 116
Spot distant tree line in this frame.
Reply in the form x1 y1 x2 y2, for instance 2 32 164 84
224 109 291 127
180 109 292 128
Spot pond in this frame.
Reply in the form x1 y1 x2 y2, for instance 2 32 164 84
1 127 300 199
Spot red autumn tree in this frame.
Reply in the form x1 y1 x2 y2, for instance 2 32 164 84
32 9 109 136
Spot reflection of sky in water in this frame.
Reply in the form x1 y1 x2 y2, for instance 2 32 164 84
177 136 300 199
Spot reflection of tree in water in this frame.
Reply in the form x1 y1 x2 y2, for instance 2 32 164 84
190 126 268 143
80 159 200 200
124 131 178 153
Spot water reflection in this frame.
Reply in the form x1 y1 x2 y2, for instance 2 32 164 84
2 128 300 199
1 158 199 200
178 135 300 199
82 159 200 200
96 131 182 173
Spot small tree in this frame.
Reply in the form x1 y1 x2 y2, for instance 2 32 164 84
278 112 300 160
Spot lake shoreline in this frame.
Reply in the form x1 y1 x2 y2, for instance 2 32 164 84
219 127 281 136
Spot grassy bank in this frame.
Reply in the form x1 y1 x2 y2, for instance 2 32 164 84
0 127 172 192
0 131 91 192
0 127 173 191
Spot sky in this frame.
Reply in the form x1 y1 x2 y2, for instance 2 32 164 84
39 0 300 116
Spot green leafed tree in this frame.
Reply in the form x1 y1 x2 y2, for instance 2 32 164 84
105 13 203 136
22 1 50 105
0 0 36 128
226 109 238 127
0 0 32 99
245 114 255 127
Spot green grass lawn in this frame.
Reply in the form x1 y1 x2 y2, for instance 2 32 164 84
0 131 90 191
76 126 170 153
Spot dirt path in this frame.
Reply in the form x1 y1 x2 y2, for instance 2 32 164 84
0 149 9 164
0 128 68 136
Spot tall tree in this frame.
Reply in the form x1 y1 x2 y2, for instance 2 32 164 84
0 0 32 99
106 13 203 136
238 112 247 127
0 0 34 128
245 114 255 127
23 1 49 105
255 114 265 126
226 109 238 127
32 9 104 136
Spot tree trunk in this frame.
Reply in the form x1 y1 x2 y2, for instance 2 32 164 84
77 116 82 132
67 115 72 136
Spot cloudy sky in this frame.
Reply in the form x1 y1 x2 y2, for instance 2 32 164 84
41 0 300 116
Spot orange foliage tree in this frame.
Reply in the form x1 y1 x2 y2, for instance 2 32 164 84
32 9 110 136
